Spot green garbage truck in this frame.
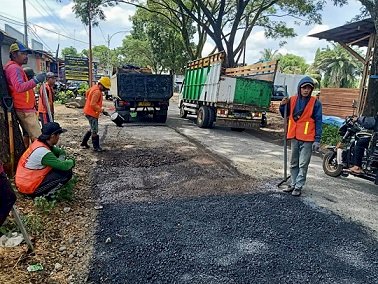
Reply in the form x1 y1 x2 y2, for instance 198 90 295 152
179 52 278 130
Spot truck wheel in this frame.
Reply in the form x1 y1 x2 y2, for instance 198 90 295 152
207 107 215 128
197 106 210 128
179 104 188 118
157 113 168 123
231 128 245 132
260 114 267 127
153 112 167 123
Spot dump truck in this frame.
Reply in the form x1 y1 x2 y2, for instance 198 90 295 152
179 52 278 130
111 66 173 123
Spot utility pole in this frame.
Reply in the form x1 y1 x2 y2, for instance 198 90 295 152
88 2 93 86
23 0 28 47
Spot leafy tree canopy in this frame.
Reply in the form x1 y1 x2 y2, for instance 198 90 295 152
61 46 80 58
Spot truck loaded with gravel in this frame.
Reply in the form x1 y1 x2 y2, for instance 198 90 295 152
179 52 278 130
111 66 173 123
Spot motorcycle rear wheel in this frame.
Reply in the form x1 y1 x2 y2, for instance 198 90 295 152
323 151 343 177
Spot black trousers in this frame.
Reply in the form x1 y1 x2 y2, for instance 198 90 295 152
354 137 370 167
0 172 17 226
30 169 73 198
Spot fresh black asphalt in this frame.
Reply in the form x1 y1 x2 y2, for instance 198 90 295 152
87 191 378 283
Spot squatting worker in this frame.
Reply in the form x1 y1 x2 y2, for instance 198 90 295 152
81 77 111 152
4 42 46 143
38 72 57 126
279 76 322 197
15 122 75 198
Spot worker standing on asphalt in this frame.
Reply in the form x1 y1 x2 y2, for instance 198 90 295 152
81 77 111 152
4 42 46 144
279 76 322 197
15 122 75 198
38 72 57 126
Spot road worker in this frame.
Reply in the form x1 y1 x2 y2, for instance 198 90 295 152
81 77 111 152
38 72 57 126
15 122 75 198
4 42 46 144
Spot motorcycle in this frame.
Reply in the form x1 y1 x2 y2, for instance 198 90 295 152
322 116 378 185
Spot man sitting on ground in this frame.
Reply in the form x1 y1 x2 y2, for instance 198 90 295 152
15 122 75 198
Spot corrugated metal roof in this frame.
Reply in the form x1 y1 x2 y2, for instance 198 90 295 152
309 18 375 47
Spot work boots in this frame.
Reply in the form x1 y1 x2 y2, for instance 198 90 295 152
92 135 103 152
80 131 91 149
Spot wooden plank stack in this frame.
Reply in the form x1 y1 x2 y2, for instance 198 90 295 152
320 88 359 118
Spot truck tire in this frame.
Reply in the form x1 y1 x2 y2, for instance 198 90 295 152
260 114 268 127
207 107 215 128
179 104 188 118
197 106 210 128
231 128 245 132
153 112 168 123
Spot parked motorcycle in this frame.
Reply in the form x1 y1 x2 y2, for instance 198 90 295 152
322 116 378 184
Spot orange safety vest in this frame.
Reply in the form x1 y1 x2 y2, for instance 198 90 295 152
83 85 103 118
4 61 36 110
287 95 316 142
38 83 54 114
15 140 52 194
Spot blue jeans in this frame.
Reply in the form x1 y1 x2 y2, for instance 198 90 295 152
290 139 313 189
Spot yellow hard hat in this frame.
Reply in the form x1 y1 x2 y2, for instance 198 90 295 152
98 76 111 89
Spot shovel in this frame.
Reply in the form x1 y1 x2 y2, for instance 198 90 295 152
41 83 53 122
2 96 15 177
278 88 291 187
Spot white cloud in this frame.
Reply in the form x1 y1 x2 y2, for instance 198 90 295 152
59 3 75 20
103 6 135 27
202 41 215 57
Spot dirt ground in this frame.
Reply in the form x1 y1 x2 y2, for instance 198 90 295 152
0 104 102 284
0 99 284 284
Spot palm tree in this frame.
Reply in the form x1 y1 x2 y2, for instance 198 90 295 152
259 48 280 62
313 44 363 88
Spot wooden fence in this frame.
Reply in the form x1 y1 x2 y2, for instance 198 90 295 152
320 88 359 118
269 88 360 118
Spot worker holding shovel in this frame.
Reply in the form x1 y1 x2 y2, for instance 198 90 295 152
279 77 322 197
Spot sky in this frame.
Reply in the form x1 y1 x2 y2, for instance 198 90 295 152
0 0 364 64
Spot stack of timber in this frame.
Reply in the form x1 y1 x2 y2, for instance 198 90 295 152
320 88 359 118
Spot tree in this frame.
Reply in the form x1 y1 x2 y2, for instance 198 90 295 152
259 48 280 62
61 46 80 58
117 36 158 71
82 45 111 69
73 0 330 67
130 5 192 73
313 44 363 88
276 54 309 75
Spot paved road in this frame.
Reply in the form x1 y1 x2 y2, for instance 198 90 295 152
167 103 378 235
87 104 378 283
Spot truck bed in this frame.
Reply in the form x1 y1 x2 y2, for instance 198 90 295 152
111 73 173 101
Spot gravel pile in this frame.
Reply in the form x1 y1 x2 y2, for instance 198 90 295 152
87 144 378 283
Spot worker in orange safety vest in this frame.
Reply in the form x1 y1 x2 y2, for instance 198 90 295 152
4 42 46 144
279 76 323 197
38 72 57 126
81 77 111 152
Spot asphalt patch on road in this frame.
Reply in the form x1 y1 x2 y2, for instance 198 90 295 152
88 144 378 283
